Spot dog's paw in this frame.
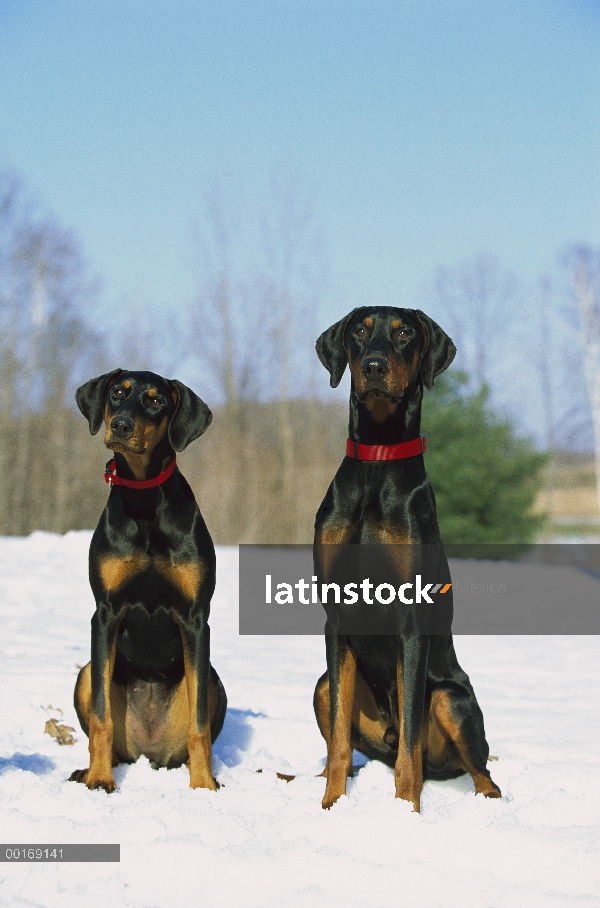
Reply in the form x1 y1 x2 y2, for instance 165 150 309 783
68 768 117 793
68 768 88 784
474 776 502 798
482 785 502 799
189 773 219 791
87 777 117 793
321 788 343 810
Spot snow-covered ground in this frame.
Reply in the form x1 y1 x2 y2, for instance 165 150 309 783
0 531 599 908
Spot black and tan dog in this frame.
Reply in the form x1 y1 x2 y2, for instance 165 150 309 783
313 308 500 812
70 370 226 793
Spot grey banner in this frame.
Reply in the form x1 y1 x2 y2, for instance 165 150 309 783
239 544 600 634
0 845 120 862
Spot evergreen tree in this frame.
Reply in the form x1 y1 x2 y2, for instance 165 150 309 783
421 371 548 544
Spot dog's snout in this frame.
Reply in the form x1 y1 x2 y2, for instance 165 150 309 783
110 415 135 439
361 357 390 379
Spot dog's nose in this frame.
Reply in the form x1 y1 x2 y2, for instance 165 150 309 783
110 415 135 439
361 357 390 378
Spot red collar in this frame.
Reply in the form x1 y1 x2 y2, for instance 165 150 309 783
104 456 177 489
346 436 426 461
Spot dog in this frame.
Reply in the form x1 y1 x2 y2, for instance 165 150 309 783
70 369 226 792
312 308 501 812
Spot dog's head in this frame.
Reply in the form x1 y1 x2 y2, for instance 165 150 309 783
75 370 212 454
316 307 456 402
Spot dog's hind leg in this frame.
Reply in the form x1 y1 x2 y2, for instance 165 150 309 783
73 662 92 738
315 667 398 772
429 688 501 798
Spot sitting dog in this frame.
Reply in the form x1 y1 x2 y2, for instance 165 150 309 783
313 308 501 811
70 369 226 792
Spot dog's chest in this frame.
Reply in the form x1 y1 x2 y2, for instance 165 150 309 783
95 547 206 605
316 461 439 545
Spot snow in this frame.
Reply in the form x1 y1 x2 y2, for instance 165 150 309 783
0 531 599 907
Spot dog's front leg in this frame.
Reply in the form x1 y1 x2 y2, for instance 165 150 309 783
322 633 357 809
177 614 217 790
71 607 122 792
395 635 430 812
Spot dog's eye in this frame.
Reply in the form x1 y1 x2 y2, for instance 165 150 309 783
354 326 366 338
112 388 124 399
396 329 410 340
148 396 164 409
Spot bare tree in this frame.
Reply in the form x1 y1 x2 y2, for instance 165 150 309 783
0 173 23 532
434 253 518 393
186 175 327 543
185 183 261 542
0 170 106 534
527 275 558 527
257 174 324 540
189 183 257 415
564 245 600 510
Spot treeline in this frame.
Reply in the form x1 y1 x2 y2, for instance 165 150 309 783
0 400 347 542
0 389 546 545
0 168 588 542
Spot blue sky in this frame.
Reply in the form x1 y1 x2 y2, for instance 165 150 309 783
0 0 599 446
1 0 598 319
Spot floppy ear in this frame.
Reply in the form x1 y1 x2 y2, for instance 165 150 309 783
75 369 124 435
315 308 363 388
414 311 456 390
168 380 212 452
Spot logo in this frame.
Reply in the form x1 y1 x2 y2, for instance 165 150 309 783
265 575 452 606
